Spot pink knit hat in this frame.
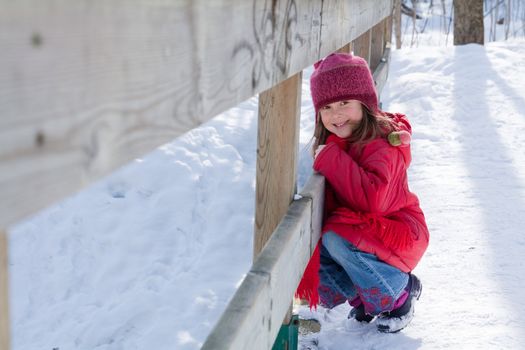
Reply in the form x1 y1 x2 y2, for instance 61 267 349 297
310 53 379 115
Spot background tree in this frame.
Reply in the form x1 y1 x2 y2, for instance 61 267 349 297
394 0 402 49
454 0 484 45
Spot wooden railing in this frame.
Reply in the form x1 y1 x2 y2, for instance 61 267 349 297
201 50 392 350
0 1 394 349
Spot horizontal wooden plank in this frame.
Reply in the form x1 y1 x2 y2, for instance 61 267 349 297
299 173 325 254
0 0 392 228
202 197 312 350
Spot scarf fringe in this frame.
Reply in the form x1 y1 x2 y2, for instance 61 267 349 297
295 244 320 309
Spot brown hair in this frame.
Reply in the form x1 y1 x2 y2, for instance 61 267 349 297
312 105 396 156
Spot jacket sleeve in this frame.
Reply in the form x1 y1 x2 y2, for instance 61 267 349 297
313 140 405 213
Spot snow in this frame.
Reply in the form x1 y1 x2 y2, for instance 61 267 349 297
9 105 260 350
7 7 525 350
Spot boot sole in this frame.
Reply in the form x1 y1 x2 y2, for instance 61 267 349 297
376 276 423 333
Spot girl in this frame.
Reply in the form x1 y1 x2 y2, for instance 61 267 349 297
296 53 429 333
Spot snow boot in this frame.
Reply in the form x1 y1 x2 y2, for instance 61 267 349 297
348 303 375 323
376 274 422 333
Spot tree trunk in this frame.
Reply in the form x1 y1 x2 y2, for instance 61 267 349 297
394 0 402 49
453 0 484 45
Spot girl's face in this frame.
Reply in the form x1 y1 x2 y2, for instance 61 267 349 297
319 100 364 139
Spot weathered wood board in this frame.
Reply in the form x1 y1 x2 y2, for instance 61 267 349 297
0 0 392 228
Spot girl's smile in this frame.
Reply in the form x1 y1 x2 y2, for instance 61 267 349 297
319 100 364 138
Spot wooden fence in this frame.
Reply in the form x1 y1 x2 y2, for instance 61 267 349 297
202 49 392 350
0 1 394 349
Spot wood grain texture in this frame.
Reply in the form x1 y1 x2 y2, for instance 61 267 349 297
370 19 386 71
352 30 371 64
254 73 301 259
254 71 302 330
298 173 325 255
0 0 392 228
0 231 9 350
202 198 312 350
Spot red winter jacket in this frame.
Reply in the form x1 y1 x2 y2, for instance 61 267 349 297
296 113 429 307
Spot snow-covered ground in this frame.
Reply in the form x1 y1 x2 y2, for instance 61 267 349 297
7 6 525 350
298 39 525 350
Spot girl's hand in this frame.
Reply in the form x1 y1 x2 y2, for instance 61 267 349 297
314 145 326 159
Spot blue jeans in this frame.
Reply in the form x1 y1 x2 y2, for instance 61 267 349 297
319 231 409 315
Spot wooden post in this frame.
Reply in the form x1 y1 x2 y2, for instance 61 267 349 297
254 72 301 329
385 11 393 48
254 73 301 260
0 230 9 350
336 43 352 54
370 20 386 71
352 30 371 64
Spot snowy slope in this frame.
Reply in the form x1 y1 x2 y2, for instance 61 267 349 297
9 103 261 349
7 10 525 350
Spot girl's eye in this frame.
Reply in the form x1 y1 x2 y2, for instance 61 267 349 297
321 105 331 110
339 101 349 106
